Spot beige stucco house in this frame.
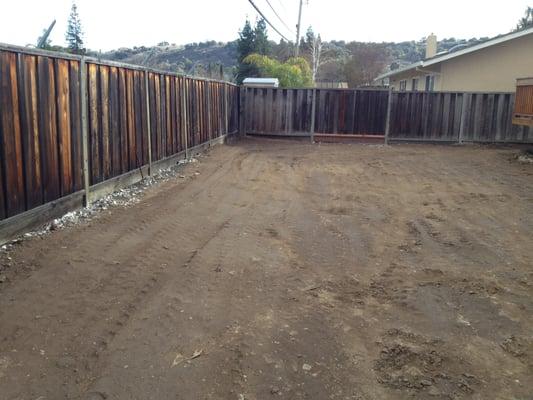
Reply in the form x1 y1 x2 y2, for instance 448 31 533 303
375 27 533 92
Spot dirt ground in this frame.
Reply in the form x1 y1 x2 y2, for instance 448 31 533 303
1 138 532 400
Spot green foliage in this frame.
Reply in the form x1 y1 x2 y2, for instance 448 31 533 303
243 54 313 88
65 2 85 54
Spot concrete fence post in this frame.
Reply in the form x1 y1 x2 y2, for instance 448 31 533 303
80 57 91 206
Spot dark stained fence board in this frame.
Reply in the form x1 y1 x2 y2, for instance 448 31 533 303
37 56 61 203
0 47 239 224
69 60 83 192
0 51 25 216
17 53 43 210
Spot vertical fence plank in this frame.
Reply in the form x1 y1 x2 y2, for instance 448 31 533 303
109 67 121 177
18 54 43 209
0 51 25 216
56 59 73 196
80 57 90 205
100 66 111 179
69 60 83 192
38 56 61 202
87 63 100 184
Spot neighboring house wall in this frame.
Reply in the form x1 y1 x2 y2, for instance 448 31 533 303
438 34 533 92
387 33 533 92
389 68 441 92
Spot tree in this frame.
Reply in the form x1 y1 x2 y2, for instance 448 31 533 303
236 19 257 83
254 18 271 56
515 6 533 31
343 43 390 87
65 2 85 54
302 27 323 82
236 18 271 83
243 54 313 88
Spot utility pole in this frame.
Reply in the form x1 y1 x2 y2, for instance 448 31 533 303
294 0 304 57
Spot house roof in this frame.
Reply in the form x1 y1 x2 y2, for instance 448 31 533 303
375 26 533 81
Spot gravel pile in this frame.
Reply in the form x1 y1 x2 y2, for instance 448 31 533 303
1 157 199 252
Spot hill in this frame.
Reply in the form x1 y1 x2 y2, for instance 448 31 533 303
95 36 488 83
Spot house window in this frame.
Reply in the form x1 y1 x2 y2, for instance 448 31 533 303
399 80 407 91
425 75 435 91
411 78 419 91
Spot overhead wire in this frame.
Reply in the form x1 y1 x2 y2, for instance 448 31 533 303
264 0 295 35
246 0 292 42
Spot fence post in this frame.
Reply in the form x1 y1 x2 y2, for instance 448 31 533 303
239 86 245 137
80 57 91 206
207 82 212 141
458 93 469 144
144 70 152 175
310 88 317 143
182 78 189 159
224 84 229 135
384 87 393 145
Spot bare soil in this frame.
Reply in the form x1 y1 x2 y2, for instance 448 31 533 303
1 138 532 400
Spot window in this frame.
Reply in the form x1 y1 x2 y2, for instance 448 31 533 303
399 80 407 91
411 78 419 91
425 75 435 91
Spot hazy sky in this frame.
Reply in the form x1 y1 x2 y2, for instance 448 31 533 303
1 0 530 50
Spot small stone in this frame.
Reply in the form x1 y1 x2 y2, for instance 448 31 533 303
420 379 432 386
0 275 6 283
302 363 312 371
270 386 280 395
428 387 441 396
56 356 75 369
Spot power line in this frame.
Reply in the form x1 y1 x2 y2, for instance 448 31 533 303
246 0 292 42
264 0 295 35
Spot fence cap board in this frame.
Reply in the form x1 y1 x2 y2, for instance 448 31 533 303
0 42 238 87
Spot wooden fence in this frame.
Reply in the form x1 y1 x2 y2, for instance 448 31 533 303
0 44 239 224
242 87 389 137
242 87 533 143
389 91 532 143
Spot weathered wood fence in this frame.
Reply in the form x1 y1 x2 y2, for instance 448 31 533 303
0 44 239 232
242 87 389 137
389 91 532 143
242 87 533 143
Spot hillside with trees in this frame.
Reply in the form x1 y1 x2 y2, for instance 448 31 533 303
98 33 492 86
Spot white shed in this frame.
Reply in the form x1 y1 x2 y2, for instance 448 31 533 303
242 78 279 88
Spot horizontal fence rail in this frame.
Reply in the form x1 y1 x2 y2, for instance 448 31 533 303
0 45 239 224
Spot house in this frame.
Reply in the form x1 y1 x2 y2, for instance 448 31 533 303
374 27 533 92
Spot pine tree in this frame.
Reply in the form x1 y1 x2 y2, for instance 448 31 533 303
253 18 270 56
65 2 85 54
236 19 258 83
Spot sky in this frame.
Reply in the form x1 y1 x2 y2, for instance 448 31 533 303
0 0 531 51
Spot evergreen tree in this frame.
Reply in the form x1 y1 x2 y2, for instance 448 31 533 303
253 18 270 56
236 19 258 83
65 2 85 54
